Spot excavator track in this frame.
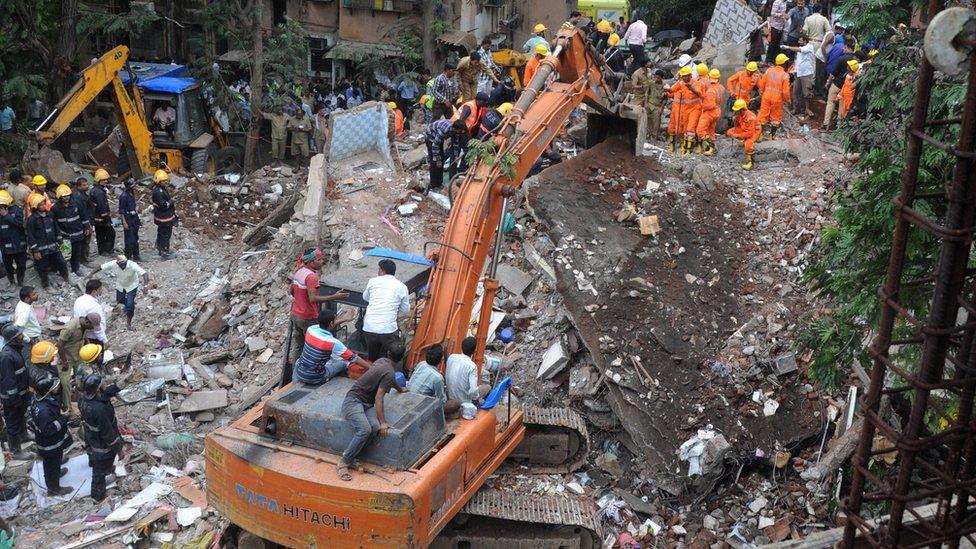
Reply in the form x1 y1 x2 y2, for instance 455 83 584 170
432 489 601 548
508 405 590 473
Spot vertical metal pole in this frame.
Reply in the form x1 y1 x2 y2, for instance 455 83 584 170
488 197 509 278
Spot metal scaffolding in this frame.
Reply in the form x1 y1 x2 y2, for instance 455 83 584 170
841 1 976 547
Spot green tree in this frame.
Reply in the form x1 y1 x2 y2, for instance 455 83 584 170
797 0 965 387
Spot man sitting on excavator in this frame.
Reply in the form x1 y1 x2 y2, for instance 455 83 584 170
293 309 370 386
337 341 407 481
152 100 177 139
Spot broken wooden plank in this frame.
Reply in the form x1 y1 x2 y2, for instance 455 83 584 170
172 476 208 508
800 418 863 481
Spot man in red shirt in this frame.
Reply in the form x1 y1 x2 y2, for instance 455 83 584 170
289 248 347 367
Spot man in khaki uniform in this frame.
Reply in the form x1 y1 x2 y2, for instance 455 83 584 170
58 313 99 378
456 52 495 102
262 107 289 160
288 111 313 158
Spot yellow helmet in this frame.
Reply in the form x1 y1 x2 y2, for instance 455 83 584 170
709 68 720 79
387 101 398 110
696 63 708 75
533 23 547 33
79 343 103 364
534 44 549 56
678 66 692 77
32 175 47 187
153 169 169 183
497 102 514 116
775 53 789 65
55 184 72 198
868 49 879 57
847 59 861 72
94 168 110 182
597 20 613 33
607 33 620 47
29 194 46 209
746 61 759 72
732 98 748 112
30 340 58 364
0 191 12 206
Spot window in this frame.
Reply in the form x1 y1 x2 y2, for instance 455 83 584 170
308 37 333 75
342 0 419 13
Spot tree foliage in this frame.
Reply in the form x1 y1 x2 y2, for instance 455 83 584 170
797 0 967 387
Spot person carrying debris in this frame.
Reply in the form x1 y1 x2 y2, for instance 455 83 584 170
79 374 124 502
73 279 108 348
424 119 468 193
288 109 313 159
336 341 407 482
151 169 177 259
0 324 31 459
52 184 89 276
726 98 762 171
432 63 461 121
90 169 115 256
118 179 141 261
522 23 549 54
94 255 148 330
408 345 460 416
726 62 760 105
477 102 514 140
696 69 726 157
757 54 792 140
294 309 369 386
28 375 73 496
58 314 100 379
288 248 349 368
0 190 27 286
524 44 549 88
446 336 489 408
262 106 290 161
667 66 702 155
28 340 70 411
362 259 410 362
837 59 860 120
26 194 69 288
457 51 496 103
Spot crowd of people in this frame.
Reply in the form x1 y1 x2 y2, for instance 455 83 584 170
0 165 170 501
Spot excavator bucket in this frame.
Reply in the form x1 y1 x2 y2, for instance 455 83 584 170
584 101 646 156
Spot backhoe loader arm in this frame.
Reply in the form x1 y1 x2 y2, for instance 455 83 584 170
33 45 156 176
407 28 617 370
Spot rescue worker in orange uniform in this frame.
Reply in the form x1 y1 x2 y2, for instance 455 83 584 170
727 62 760 103
726 99 762 171
757 54 792 140
696 69 726 157
667 66 702 154
837 59 860 119
684 63 709 154
387 102 404 137
524 44 549 87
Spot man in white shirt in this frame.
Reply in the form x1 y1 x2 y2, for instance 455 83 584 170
361 259 409 361
73 279 108 345
95 255 148 329
152 102 177 138
783 35 817 118
445 336 486 408
13 285 42 341
766 0 788 64
803 4 832 93
622 13 648 75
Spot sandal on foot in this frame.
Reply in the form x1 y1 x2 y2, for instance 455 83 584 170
336 464 352 481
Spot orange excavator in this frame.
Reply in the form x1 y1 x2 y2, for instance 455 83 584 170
204 27 637 548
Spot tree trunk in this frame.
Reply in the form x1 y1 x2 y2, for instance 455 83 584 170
243 3 265 172
422 0 438 75
50 0 79 100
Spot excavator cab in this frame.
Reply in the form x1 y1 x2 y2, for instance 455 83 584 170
139 82 224 176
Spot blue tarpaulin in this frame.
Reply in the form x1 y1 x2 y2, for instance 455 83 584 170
119 62 187 85
136 77 197 94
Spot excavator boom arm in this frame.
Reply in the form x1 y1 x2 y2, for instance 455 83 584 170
34 45 156 176
408 28 616 369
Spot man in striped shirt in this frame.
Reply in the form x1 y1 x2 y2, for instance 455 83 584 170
294 309 371 386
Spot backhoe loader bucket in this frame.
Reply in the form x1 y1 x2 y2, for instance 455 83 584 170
584 102 645 156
